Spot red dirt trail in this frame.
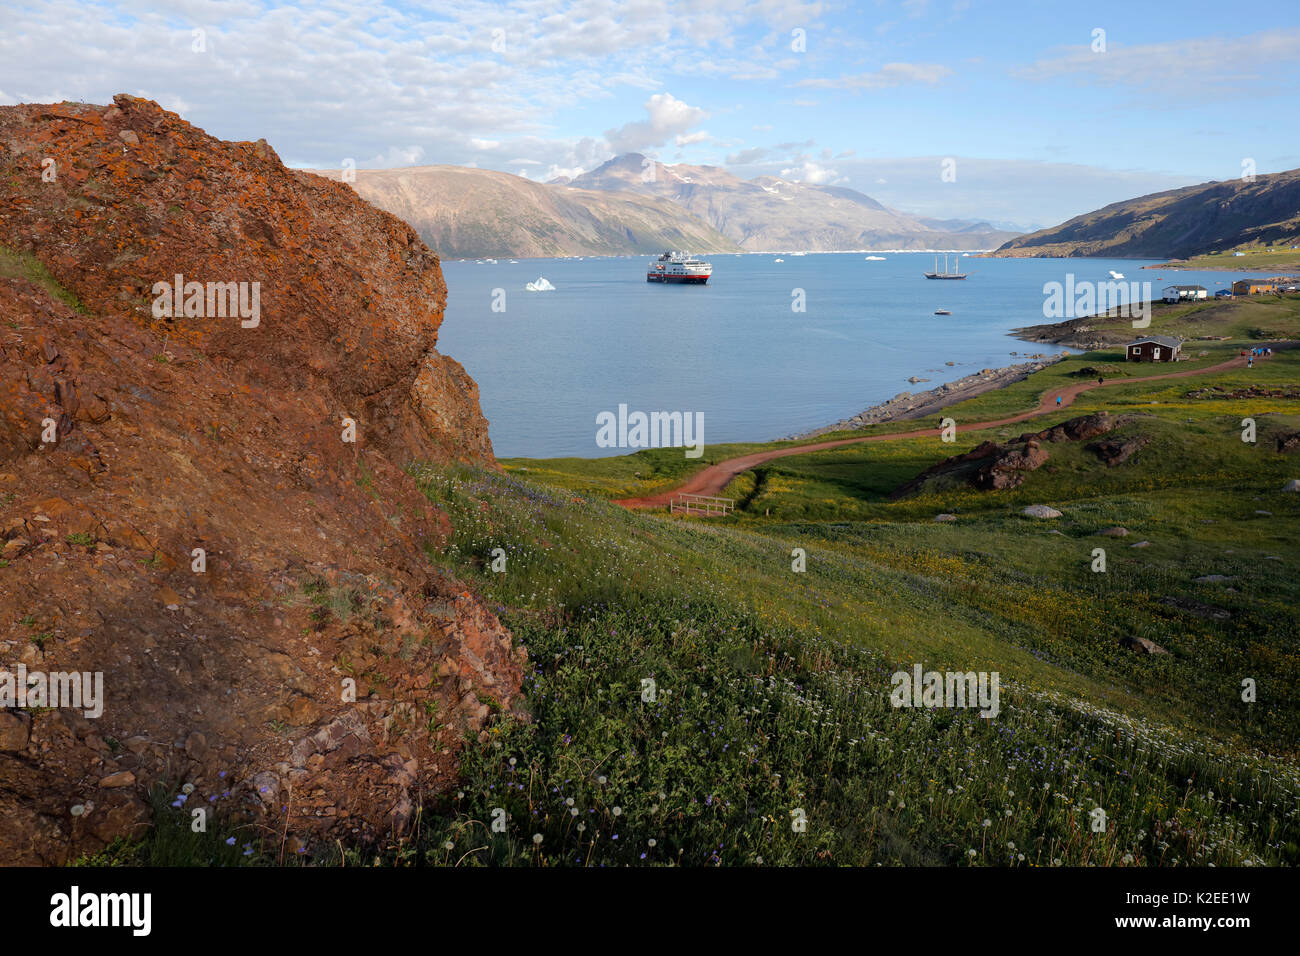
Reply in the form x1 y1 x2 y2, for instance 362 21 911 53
615 349 1281 510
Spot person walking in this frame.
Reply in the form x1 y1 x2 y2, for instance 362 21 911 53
1056 395 1062 406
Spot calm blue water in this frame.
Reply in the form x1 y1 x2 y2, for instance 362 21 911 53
436 253 1261 458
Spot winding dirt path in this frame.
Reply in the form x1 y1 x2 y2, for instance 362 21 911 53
615 349 1280 510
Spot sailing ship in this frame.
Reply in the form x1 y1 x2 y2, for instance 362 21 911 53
924 254 967 280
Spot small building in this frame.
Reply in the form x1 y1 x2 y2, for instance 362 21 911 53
1162 284 1208 303
1125 335 1182 362
1232 279 1280 295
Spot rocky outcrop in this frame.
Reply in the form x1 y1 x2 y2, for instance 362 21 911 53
1019 411 1118 444
1276 432 1300 454
892 439 1048 497
411 352 495 462
1186 385 1300 402
1089 435 1150 467
892 412 1133 498
1120 635 1168 655
0 96 523 863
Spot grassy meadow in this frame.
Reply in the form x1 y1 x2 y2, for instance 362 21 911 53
92 310 1300 868
1152 248 1300 272
356 335 1297 867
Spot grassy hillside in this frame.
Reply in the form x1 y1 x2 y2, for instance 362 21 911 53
91 324 1300 868
991 168 1300 260
1152 247 1300 273
405 355 1300 866
1013 289 1300 349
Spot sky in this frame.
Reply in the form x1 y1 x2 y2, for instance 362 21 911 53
2 0 1299 228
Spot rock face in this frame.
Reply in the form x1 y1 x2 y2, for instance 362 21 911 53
0 96 524 863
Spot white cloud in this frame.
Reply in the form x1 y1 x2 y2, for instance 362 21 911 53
360 145 425 169
544 163 588 181
675 130 711 146
1019 28 1300 98
0 0 812 173
798 62 952 90
606 92 708 153
726 146 769 164
779 160 844 184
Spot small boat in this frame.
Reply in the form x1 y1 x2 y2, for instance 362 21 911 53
924 254 967 279
934 309 952 315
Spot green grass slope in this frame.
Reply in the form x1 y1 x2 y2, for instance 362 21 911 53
991 168 1300 260
91 325 1300 868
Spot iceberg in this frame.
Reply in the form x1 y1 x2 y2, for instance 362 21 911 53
525 277 556 292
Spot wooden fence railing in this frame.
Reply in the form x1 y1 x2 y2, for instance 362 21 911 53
669 493 735 517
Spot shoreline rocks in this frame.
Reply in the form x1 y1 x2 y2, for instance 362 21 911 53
790 357 1062 439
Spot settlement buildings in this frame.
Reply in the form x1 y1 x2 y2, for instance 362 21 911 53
1124 334 1183 362
1231 277 1300 295
1162 284 1208 303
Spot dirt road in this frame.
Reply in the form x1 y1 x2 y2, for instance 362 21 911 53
615 351 1270 509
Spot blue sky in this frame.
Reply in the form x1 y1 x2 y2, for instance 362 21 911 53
3 0 1298 226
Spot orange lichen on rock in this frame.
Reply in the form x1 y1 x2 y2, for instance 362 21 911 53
0 96 521 863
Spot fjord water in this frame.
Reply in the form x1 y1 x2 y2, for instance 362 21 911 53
437 253 1251 458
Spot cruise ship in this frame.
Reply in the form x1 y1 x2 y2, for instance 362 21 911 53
647 251 713 284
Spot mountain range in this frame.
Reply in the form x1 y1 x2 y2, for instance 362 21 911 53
315 153 1019 258
990 167 1300 259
